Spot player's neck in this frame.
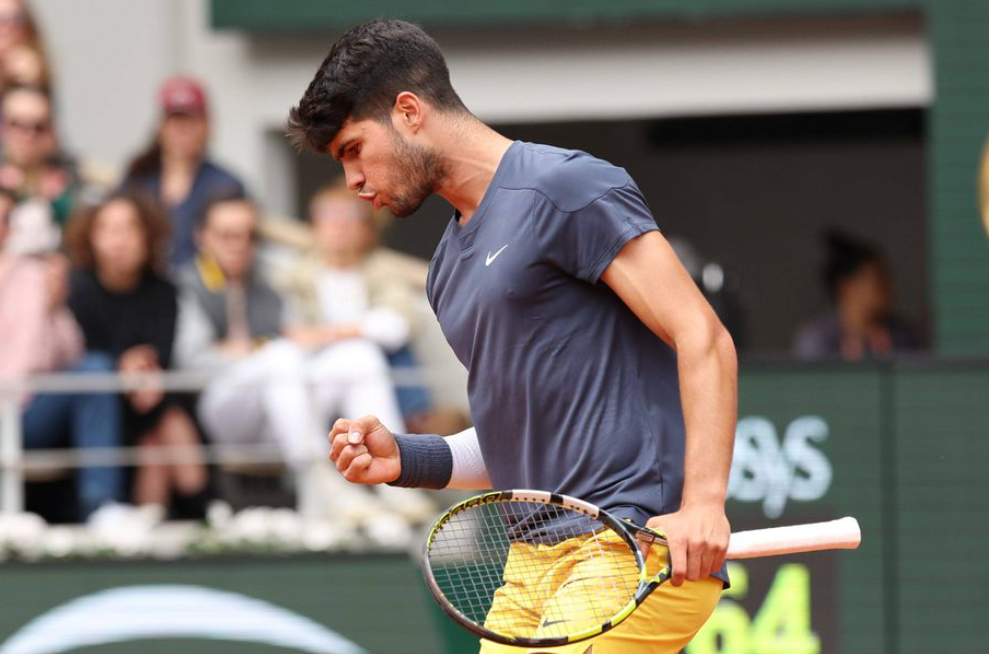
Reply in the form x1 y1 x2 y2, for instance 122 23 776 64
433 122 513 225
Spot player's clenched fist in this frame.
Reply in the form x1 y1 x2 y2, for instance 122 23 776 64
328 415 401 485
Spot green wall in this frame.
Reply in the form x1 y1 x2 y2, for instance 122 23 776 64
211 1 917 32
892 366 989 651
927 5 989 353
2 364 986 653
724 363 989 654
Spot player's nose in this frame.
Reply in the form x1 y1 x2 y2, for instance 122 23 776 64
342 165 364 192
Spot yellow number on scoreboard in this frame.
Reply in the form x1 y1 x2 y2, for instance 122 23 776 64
687 563 821 654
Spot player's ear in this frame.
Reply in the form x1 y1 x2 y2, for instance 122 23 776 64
392 92 424 135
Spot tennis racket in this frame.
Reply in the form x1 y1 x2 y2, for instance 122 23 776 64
422 489 861 648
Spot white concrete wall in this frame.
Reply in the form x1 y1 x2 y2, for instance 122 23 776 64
30 2 931 216
31 0 179 175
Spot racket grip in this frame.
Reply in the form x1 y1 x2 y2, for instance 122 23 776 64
726 517 861 559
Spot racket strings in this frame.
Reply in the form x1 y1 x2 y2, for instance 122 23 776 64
427 500 640 640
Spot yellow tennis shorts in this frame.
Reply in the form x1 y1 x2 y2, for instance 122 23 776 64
479 532 722 654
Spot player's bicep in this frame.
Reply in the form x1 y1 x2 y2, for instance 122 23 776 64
601 231 719 350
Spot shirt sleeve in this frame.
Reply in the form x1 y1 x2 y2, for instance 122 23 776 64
534 180 659 284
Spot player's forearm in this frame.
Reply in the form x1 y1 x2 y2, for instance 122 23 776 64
676 324 737 508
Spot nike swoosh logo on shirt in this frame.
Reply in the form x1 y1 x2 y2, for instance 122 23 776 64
485 244 510 267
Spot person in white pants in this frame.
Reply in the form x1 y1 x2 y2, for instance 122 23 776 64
196 338 403 464
174 195 430 520
277 180 440 520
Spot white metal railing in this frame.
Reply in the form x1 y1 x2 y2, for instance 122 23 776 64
0 366 462 516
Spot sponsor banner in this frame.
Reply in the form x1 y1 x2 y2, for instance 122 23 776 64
726 368 886 654
0 555 444 654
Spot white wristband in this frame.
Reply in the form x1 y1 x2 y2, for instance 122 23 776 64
447 428 491 490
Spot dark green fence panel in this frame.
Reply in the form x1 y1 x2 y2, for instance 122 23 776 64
893 366 989 653
927 3 989 354
693 366 889 654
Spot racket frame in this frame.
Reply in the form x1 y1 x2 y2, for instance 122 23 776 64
421 489 671 648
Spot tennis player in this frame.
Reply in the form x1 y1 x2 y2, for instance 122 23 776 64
288 20 738 654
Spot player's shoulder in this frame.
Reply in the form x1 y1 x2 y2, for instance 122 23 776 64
505 142 634 213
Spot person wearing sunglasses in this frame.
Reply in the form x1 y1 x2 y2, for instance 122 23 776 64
0 84 75 227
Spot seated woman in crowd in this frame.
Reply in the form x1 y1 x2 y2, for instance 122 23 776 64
793 230 922 361
0 187 124 521
65 190 208 514
122 76 245 271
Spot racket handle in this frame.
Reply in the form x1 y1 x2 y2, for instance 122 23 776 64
726 517 861 559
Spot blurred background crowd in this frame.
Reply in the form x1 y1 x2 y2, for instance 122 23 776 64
0 0 477 525
0 0 948 526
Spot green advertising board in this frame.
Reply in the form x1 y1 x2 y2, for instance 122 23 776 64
691 366 887 654
1 364 986 653
0 555 443 654
688 362 989 654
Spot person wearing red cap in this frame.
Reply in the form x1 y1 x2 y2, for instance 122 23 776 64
122 75 245 271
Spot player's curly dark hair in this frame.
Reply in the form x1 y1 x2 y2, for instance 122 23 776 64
287 19 469 154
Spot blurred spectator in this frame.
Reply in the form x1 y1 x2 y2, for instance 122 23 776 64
0 188 124 520
277 182 440 520
173 196 382 517
280 181 429 419
123 76 245 271
0 0 51 92
793 230 921 361
65 191 208 513
0 85 76 226
1 196 58 255
175 194 434 520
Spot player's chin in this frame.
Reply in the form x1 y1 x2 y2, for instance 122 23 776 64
388 198 425 218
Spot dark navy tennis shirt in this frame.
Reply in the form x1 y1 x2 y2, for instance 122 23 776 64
428 141 676 518
428 142 727 584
